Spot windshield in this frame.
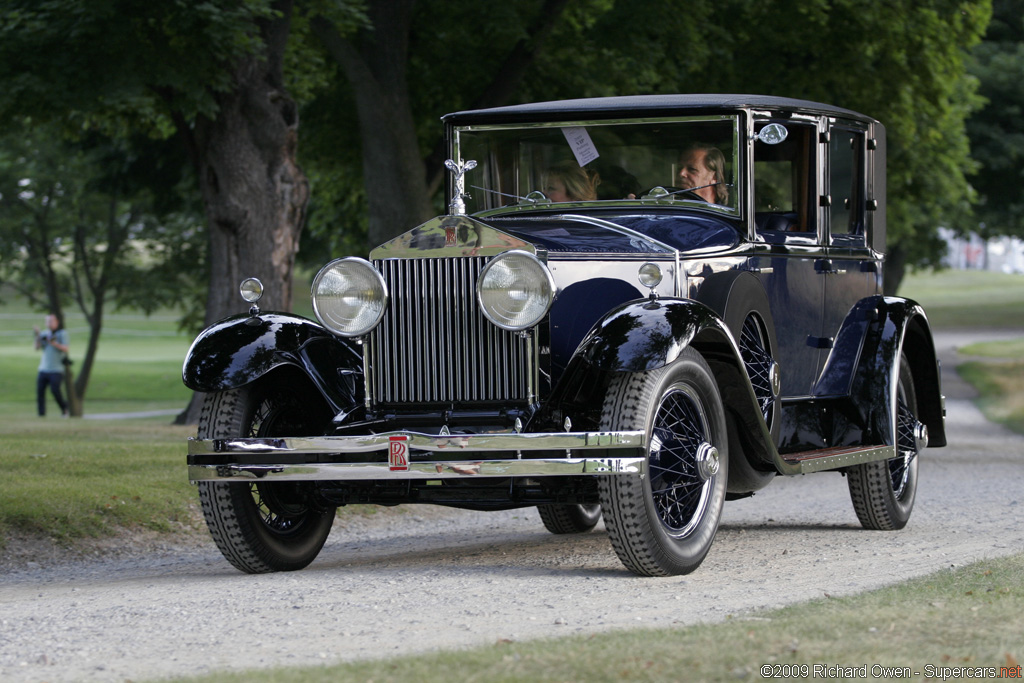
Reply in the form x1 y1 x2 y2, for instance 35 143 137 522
453 116 741 215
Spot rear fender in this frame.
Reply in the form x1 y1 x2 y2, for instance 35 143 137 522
182 313 364 414
817 296 946 449
857 296 946 448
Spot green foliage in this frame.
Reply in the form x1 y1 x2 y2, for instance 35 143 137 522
0 0 998 304
0 119 201 313
967 0 1024 237
0 119 206 399
698 0 990 270
0 0 277 136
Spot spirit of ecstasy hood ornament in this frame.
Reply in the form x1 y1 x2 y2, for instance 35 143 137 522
445 158 477 216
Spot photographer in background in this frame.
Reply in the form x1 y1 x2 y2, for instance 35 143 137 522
33 313 69 417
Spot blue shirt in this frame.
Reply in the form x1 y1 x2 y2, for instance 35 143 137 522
38 329 68 373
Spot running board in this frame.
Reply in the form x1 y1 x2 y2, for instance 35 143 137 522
782 444 895 474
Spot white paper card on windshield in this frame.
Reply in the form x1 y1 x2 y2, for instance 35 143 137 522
561 127 600 167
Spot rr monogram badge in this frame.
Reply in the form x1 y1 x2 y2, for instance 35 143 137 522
388 436 409 471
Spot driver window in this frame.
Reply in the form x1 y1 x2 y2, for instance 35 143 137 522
754 122 817 238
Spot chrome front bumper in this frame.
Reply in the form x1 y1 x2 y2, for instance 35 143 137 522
187 429 647 483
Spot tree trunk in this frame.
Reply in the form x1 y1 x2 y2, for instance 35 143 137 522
883 243 907 296
177 2 307 425
193 2 308 326
311 1 433 247
63 361 83 418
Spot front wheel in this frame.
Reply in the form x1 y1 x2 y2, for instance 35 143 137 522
197 383 336 573
598 347 728 576
847 354 920 530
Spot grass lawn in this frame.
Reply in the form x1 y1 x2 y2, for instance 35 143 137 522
0 418 199 544
898 268 1024 330
958 344 1024 433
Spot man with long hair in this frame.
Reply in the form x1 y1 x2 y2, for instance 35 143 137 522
679 143 729 205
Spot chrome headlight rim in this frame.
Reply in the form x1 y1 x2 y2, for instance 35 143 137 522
476 249 557 332
311 257 389 338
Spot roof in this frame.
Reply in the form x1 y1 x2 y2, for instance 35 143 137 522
443 94 874 126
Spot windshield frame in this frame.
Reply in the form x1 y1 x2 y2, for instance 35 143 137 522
449 114 744 220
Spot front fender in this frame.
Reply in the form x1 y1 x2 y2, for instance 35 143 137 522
574 298 729 372
536 298 778 475
182 313 364 413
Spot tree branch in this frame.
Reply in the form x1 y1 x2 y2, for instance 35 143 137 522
424 0 572 192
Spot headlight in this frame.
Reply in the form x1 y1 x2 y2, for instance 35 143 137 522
477 250 556 331
311 257 388 337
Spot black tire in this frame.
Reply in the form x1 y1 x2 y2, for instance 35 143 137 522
847 354 920 530
537 504 602 534
197 383 336 573
598 347 728 576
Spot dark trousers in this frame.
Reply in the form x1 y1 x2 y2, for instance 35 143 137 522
37 371 68 416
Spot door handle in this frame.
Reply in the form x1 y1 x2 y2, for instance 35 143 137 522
815 259 846 275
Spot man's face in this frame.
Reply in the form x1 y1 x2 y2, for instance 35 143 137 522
678 148 715 191
46 314 58 331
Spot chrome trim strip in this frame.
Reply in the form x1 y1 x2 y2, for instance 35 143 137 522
452 113 737 133
559 214 677 253
189 429 645 457
188 455 646 482
369 216 535 260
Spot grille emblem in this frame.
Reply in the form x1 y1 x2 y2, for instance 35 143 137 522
445 226 457 246
389 436 409 471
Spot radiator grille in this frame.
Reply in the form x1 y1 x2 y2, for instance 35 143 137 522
368 257 533 406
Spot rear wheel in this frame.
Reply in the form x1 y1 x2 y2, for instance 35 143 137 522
598 347 728 576
847 355 920 530
197 382 336 573
537 504 602 534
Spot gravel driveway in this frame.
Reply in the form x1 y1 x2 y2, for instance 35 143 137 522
1 330 1022 682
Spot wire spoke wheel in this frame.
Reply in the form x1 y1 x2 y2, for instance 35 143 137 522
648 388 714 536
598 347 728 576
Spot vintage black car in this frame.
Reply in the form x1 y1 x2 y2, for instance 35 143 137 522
184 95 946 576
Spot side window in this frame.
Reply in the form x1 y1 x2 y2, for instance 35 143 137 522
828 128 865 245
754 122 817 237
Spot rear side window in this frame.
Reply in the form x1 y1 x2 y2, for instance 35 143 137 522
828 128 866 246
